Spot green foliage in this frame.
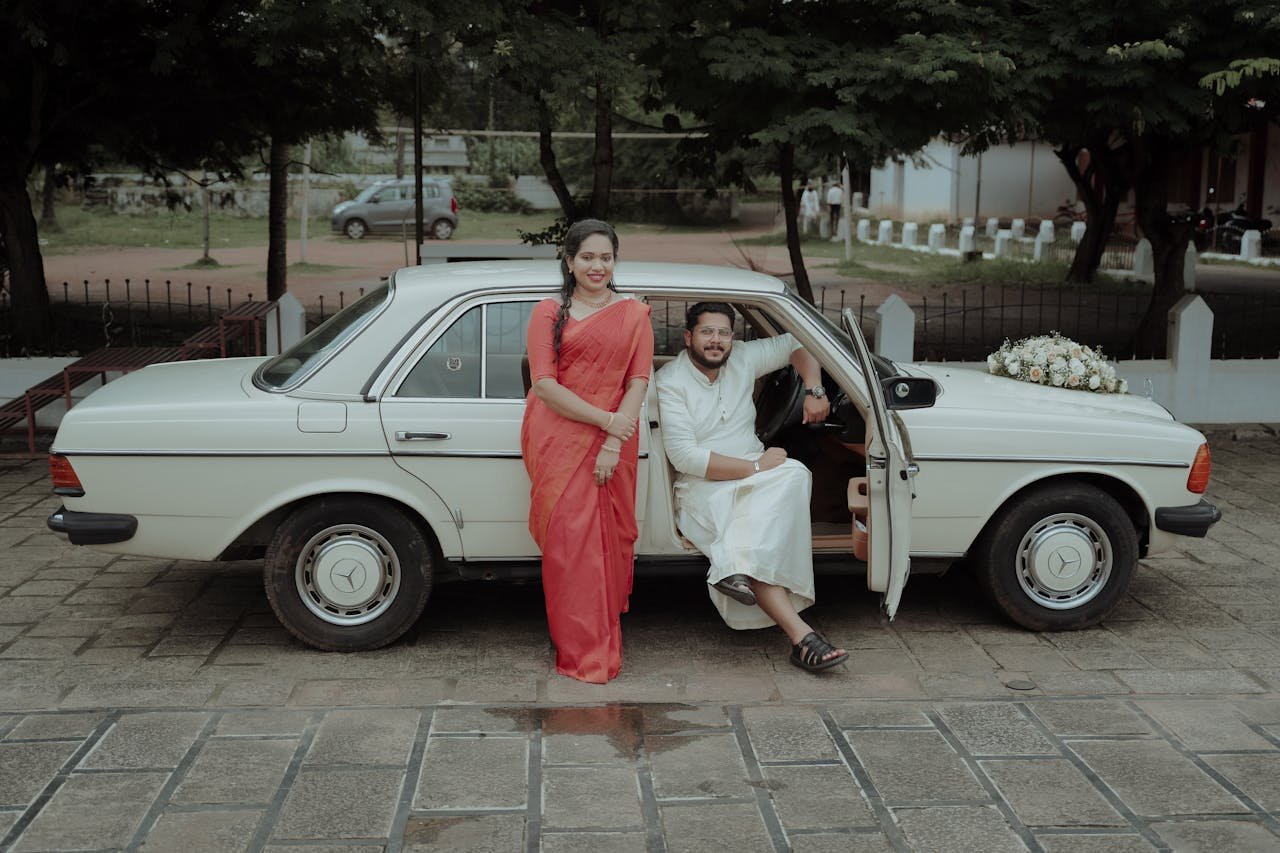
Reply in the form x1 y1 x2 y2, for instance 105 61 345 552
1200 58 1280 94
453 184 533 214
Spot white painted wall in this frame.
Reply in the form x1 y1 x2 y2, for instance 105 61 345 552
870 139 1077 223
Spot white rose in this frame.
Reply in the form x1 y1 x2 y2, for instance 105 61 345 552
1028 365 1044 383
1052 371 1066 386
1118 379 1128 394
1104 377 1117 392
1088 374 1101 390
1005 357 1022 375
1066 373 1081 387
1068 358 1085 376
987 353 999 373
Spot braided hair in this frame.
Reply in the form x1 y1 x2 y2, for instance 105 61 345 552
552 218 620 359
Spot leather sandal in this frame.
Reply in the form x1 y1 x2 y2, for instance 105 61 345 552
711 574 756 606
790 631 848 672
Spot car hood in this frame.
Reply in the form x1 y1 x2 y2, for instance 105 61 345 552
898 364 1205 462
52 357 265 451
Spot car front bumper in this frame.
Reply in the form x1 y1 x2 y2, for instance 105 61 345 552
47 506 138 545
1154 499 1222 538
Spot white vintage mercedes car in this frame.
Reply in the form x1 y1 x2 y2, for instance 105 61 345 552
47 262 1220 651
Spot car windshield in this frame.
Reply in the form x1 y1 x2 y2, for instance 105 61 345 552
255 283 391 390
787 292 898 381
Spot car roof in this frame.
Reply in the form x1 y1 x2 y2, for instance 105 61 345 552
389 260 788 306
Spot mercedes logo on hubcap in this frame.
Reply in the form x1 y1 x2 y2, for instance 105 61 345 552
331 559 366 592
1048 548 1082 579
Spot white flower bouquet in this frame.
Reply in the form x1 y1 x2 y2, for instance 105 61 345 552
986 332 1128 394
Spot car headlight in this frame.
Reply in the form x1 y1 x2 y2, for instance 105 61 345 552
332 202 352 215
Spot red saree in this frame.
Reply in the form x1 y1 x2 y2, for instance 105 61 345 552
521 297 654 683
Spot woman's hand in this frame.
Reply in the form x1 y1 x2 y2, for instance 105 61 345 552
594 445 620 485
603 412 637 442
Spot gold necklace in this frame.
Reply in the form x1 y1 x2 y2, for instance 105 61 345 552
572 289 613 309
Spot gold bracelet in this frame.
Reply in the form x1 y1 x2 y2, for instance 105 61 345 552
604 412 615 431
599 445 620 454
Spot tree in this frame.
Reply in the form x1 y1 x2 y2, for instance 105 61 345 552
1007 0 1280 351
464 1 662 223
651 0 1016 302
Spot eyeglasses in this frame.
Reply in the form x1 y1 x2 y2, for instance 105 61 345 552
693 327 734 340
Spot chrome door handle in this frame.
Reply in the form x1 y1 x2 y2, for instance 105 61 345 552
395 431 452 441
901 463 920 480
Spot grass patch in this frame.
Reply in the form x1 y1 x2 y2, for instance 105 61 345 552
289 262 351 274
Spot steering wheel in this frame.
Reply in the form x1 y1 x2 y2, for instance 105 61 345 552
755 367 807 443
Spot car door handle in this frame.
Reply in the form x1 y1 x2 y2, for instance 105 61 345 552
395 431 452 441
901 463 920 480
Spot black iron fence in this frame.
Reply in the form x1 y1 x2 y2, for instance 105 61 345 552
0 274 364 357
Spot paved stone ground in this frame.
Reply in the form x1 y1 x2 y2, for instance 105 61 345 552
0 435 1278 851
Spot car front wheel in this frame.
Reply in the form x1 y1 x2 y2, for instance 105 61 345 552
430 218 454 240
973 482 1138 631
344 218 368 239
263 496 433 651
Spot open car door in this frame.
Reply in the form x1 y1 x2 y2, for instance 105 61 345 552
841 308 915 618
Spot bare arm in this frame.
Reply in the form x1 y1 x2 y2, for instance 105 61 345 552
791 347 831 424
532 379 635 440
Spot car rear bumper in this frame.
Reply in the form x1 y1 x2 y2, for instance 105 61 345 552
47 506 138 545
1153 499 1222 538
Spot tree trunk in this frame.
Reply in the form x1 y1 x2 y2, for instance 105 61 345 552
266 136 289 301
1056 142 1128 283
1131 134 1193 358
0 177 54 352
778 143 813 304
537 98 577 221
41 164 58 229
589 77 612 220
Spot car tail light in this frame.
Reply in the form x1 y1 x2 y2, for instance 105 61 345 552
1186 443 1211 493
451 195 458 214
49 454 85 495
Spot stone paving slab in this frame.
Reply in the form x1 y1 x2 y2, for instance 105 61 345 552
0 440 1278 849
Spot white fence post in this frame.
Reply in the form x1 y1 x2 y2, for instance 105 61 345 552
856 219 870 242
901 222 918 247
877 220 894 244
1167 295 1213 421
927 224 946 251
1010 218 1026 238
874 293 916 363
266 293 307 355
1241 230 1262 261
1033 234 1048 262
994 229 1013 257
1134 239 1154 277
1038 221 1054 242
985 217 1000 238
1070 221 1086 243
1184 241 1198 292
959 225 976 254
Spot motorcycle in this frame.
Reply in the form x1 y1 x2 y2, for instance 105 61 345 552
1196 203 1274 253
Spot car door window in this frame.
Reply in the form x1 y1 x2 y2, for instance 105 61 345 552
393 301 536 399
485 301 535 398
396 306 481 398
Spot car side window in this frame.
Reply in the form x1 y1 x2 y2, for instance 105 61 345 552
485 302 535 398
396 307 481 398
394 301 536 399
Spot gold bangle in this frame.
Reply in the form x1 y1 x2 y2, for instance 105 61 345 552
604 412 615 431
599 445 620 454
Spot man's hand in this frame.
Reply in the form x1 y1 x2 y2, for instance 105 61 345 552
801 395 830 424
758 447 788 471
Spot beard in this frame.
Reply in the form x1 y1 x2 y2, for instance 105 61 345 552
689 342 731 371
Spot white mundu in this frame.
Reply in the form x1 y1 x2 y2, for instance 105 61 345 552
655 334 816 629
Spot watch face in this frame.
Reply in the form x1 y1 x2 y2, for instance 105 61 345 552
808 386 826 398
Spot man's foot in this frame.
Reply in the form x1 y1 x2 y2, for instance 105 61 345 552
790 631 848 672
711 574 756 606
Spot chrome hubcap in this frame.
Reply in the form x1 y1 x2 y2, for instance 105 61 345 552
1016 512 1111 610
296 524 399 625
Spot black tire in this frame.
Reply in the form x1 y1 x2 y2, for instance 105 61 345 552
972 482 1137 631
430 218 454 240
344 218 368 239
263 496 433 651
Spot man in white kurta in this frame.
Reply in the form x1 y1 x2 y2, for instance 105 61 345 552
655 303 839 648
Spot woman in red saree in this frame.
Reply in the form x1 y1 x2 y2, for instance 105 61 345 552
521 220 654 683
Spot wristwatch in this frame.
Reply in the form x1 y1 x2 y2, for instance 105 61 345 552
805 385 827 399
752 459 761 473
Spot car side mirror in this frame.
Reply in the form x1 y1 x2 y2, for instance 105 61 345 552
368 196 380 204
881 376 937 410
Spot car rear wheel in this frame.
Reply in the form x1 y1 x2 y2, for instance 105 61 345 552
344 218 368 239
264 496 432 651
973 482 1137 631
430 218 454 240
